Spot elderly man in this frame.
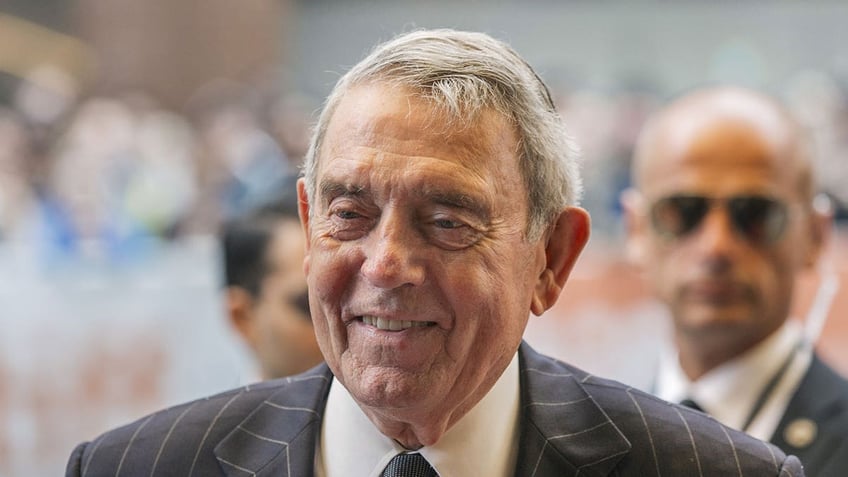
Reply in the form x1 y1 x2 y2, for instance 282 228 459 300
68 30 803 476
623 85 848 476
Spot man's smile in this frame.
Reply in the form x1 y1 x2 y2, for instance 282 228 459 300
360 315 436 331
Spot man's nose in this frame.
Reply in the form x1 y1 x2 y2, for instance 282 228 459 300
691 206 743 270
361 213 426 289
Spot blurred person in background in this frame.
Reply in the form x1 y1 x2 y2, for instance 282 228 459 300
220 175 323 379
47 95 197 259
622 85 848 476
0 107 35 240
267 92 315 168
190 84 297 225
67 29 804 477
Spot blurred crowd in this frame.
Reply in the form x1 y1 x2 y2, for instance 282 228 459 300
2 65 847 270
555 69 848 238
0 68 314 266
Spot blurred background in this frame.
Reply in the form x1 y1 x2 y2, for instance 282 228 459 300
1 1 847 474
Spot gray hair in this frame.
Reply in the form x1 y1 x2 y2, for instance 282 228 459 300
303 28 582 240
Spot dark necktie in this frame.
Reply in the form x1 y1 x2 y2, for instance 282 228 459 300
679 398 704 413
380 453 438 477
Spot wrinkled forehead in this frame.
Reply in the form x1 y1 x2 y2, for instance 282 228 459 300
319 83 519 172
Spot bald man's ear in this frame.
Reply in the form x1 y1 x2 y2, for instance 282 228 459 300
621 188 649 267
531 207 590 316
226 287 259 352
805 194 834 268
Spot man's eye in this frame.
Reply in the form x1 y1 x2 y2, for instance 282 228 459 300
426 216 482 250
434 218 463 229
328 207 371 241
336 210 362 220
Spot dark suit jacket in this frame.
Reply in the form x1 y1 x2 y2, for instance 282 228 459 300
68 343 803 476
770 354 848 477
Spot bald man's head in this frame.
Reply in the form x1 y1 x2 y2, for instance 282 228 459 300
623 86 830 379
633 86 814 201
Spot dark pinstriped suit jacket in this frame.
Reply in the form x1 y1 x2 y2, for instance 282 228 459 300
68 343 804 476
770 354 848 477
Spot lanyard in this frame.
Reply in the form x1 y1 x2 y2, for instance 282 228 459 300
740 341 806 433
739 266 838 433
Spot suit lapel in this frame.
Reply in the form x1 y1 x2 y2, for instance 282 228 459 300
213 366 333 477
515 344 631 477
213 345 633 477
772 354 847 452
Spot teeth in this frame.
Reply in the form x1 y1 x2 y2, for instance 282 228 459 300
362 316 431 331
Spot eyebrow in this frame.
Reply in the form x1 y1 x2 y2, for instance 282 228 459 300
319 180 369 204
423 190 490 219
318 178 490 219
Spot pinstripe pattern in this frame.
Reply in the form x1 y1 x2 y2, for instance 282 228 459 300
216 457 257 476
66 370 329 477
530 441 549 476
672 406 704 477
67 343 805 477
115 414 154 477
149 401 197 476
80 432 104 476
624 388 661 476
237 425 288 445
515 345 804 476
717 421 744 476
188 390 245 476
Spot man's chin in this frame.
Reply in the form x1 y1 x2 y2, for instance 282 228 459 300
676 306 756 335
343 366 441 411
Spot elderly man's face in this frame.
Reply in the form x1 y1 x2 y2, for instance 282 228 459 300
298 83 548 421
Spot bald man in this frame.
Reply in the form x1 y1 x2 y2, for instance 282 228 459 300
622 85 848 476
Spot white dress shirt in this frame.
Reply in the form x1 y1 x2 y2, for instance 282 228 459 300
655 320 811 441
316 353 520 477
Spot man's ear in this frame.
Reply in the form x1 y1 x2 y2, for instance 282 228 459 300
620 188 649 267
805 194 834 268
226 286 259 351
297 178 311 251
296 178 313 276
531 207 590 315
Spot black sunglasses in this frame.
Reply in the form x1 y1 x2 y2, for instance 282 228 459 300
649 194 790 244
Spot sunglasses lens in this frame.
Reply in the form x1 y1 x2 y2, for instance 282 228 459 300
728 196 788 243
650 194 789 243
650 196 709 238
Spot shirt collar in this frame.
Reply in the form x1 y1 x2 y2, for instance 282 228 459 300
318 353 521 477
656 320 803 429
